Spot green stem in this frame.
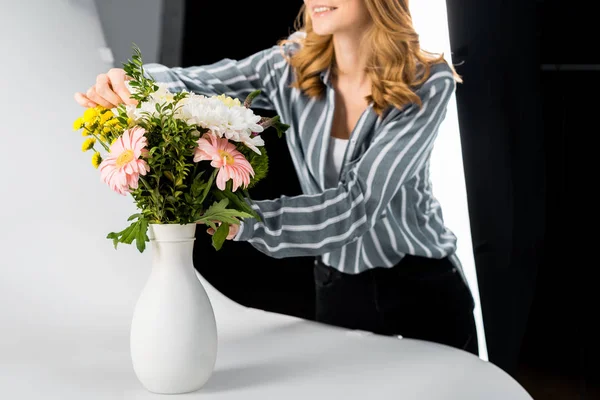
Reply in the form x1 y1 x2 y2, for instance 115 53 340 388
192 163 199 183
199 168 218 204
85 127 110 152
138 176 160 221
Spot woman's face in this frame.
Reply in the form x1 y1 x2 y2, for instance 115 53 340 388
304 0 371 36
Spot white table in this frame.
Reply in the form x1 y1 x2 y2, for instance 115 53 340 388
0 271 532 400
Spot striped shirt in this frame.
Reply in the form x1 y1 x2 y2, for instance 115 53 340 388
143 35 465 276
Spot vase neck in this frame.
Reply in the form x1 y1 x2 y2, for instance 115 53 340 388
147 224 197 272
151 239 196 272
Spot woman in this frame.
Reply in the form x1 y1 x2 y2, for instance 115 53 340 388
74 0 479 356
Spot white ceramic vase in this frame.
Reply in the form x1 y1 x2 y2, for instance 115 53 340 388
130 223 218 394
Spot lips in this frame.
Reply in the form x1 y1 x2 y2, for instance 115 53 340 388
313 6 337 14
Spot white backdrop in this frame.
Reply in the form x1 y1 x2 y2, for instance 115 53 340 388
410 2 488 360
0 0 149 359
0 0 486 369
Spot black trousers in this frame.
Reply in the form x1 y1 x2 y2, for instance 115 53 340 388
313 254 479 356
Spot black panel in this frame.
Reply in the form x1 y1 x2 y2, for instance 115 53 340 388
447 0 595 396
445 0 544 378
181 1 315 321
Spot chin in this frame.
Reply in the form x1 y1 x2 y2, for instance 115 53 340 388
312 25 336 36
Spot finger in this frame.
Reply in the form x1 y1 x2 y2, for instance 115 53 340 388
227 225 239 240
74 92 97 108
207 228 215 235
96 73 125 107
86 86 116 109
107 68 138 105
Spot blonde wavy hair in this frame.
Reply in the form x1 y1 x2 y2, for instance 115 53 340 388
278 1 462 116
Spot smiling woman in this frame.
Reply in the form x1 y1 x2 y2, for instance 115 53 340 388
74 0 479 357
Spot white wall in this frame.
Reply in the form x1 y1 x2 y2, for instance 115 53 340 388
0 0 151 349
0 0 486 361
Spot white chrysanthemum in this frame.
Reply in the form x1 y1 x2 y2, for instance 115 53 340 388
175 95 265 153
239 133 265 154
125 100 156 124
150 83 175 103
124 83 266 153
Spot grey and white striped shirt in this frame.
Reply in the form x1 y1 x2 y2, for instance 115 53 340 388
144 36 465 275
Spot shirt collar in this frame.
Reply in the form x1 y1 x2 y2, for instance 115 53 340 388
320 66 333 87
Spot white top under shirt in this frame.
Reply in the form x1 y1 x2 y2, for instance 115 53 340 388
324 136 349 188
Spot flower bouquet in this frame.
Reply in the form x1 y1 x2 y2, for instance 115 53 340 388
71 44 289 394
72 44 288 252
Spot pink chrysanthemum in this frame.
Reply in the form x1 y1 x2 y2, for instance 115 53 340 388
99 126 150 195
194 132 254 192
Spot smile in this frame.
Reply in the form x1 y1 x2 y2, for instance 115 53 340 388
313 6 337 16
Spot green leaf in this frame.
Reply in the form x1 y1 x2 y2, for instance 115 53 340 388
198 168 218 204
120 43 159 104
216 189 260 221
163 171 175 182
195 198 253 226
105 215 149 252
135 218 149 252
127 213 143 221
190 171 206 194
122 223 139 244
211 222 229 251
107 223 134 249
152 186 163 205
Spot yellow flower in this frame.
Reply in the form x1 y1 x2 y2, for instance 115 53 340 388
81 127 91 137
73 117 84 131
106 118 120 126
82 137 96 151
216 93 241 108
92 152 102 169
100 110 114 124
83 107 99 124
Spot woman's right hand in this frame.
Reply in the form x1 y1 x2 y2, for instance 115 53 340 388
73 68 138 109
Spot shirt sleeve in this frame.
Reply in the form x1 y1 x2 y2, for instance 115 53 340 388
141 44 290 110
233 69 457 258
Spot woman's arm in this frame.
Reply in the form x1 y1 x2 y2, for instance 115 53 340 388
234 68 457 258
142 44 290 110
